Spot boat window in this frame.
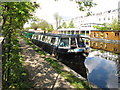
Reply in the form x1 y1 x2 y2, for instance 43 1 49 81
44 36 48 42
70 38 77 48
40 35 43 41
34 34 37 39
54 37 59 45
39 35 41 40
51 37 56 44
71 38 77 46
42 36 45 41
46 36 49 42
32 34 35 39
36 35 38 40
38 35 41 40
59 38 69 47
47 36 51 43
78 38 85 47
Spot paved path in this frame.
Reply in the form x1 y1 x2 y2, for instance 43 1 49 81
19 37 74 89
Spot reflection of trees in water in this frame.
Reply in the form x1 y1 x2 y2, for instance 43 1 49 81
60 54 88 79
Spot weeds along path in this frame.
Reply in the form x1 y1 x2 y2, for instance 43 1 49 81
19 37 74 89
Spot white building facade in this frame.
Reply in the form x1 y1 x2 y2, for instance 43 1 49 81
73 8 119 29
59 8 120 38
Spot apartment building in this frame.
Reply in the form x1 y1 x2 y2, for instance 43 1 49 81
73 8 119 28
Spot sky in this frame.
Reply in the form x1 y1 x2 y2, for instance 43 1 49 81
24 0 120 28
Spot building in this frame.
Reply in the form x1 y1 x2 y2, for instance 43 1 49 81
73 8 119 29
60 8 120 38
28 28 45 33
90 30 120 41
72 8 120 36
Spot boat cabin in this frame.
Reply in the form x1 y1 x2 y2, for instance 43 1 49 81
31 33 88 58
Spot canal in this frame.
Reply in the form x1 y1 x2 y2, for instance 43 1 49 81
61 40 120 89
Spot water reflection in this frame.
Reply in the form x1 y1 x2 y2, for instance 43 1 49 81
90 40 120 54
85 56 118 88
59 40 120 89
84 40 120 88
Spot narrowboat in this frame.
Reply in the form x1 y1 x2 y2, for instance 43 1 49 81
31 33 89 59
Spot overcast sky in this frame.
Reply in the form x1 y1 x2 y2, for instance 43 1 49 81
24 0 120 27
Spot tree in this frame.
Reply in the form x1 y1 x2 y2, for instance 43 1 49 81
30 19 54 32
76 0 97 16
1 2 39 88
55 0 96 15
38 20 49 30
93 19 120 30
53 13 62 29
2 2 39 32
31 22 39 30
93 23 110 30
61 21 67 28
48 24 54 32
110 19 120 30
68 20 75 28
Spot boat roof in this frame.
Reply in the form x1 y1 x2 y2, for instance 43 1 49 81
34 33 82 38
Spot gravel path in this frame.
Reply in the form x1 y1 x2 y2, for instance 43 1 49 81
19 37 74 89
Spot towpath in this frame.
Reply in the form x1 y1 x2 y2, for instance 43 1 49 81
19 37 74 89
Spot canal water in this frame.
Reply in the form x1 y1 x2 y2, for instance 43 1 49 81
61 40 120 89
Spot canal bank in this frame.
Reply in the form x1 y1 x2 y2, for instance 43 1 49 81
19 36 96 89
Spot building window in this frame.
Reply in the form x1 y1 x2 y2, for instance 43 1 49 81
100 32 104 38
94 32 98 37
112 16 114 20
96 33 98 37
108 18 110 20
104 18 105 21
94 32 96 37
99 18 101 21
115 33 119 36
106 33 108 38
108 10 111 13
